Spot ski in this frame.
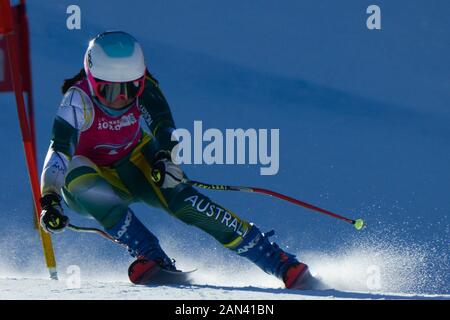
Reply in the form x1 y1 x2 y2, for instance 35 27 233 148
128 259 196 286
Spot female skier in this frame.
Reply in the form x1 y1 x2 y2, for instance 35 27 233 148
39 31 312 289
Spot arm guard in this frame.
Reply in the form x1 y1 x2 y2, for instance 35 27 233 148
40 87 94 196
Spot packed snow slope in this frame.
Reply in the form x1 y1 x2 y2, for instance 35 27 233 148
0 0 448 298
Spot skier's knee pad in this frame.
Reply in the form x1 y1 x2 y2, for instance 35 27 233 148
61 186 91 218
63 183 127 228
64 159 129 228
232 224 298 279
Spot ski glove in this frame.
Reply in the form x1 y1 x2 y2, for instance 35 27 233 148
151 150 184 189
40 193 69 234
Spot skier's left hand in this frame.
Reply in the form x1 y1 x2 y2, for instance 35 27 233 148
39 193 69 234
151 150 184 189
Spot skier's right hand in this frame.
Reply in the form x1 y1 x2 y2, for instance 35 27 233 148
39 193 69 234
151 150 184 189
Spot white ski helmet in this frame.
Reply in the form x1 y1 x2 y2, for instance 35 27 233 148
84 31 146 82
83 31 147 105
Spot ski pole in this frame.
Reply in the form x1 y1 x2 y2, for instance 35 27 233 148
67 223 126 246
68 179 365 236
177 177 365 230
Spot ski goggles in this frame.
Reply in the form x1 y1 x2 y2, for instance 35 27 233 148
88 74 145 104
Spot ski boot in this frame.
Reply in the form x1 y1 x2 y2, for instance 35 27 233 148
233 225 314 290
128 257 182 285
284 262 313 289
105 209 179 284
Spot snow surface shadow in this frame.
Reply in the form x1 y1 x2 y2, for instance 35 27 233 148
157 283 444 300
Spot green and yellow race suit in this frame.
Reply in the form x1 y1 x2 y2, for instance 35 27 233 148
41 75 251 249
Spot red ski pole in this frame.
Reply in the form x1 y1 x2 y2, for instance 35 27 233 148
67 176 365 245
178 178 365 230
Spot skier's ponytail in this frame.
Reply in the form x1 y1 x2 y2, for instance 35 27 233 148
61 68 86 94
145 68 159 86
